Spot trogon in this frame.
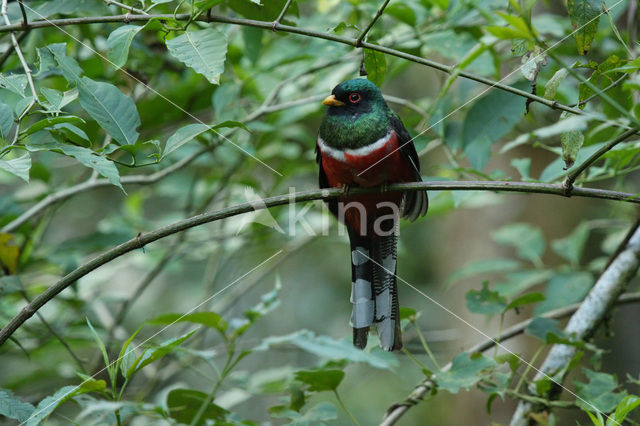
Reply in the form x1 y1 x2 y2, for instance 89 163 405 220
316 78 428 351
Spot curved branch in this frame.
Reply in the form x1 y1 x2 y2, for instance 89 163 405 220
0 12 627 130
1 180 640 347
381 291 640 426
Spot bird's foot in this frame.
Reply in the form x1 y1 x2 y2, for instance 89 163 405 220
379 182 388 193
341 184 351 196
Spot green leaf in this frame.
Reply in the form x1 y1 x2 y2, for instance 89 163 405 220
567 0 604 55
24 116 85 136
544 68 569 100
128 330 196 377
167 28 228 85
446 257 521 287
167 388 228 425
492 223 545 263
364 49 386 87
0 74 27 97
0 100 14 141
294 369 344 392
148 311 227 336
46 43 84 83
117 325 142 380
0 154 31 182
107 25 144 69
504 292 545 312
78 77 140 145
0 388 34 422
242 26 263 64
466 282 507 315
525 317 569 343
534 272 593 315
609 395 640 426
271 402 338 423
551 222 591 265
25 382 102 426
462 81 527 170
436 353 496 393
254 330 398 370
61 145 123 190
163 123 209 157
559 112 585 169
386 3 416 26
575 369 627 413
86 319 115 392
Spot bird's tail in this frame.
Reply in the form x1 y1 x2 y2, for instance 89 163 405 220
372 229 402 351
348 219 401 351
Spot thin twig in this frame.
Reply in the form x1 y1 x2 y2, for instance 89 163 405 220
17 0 27 28
381 291 640 426
563 128 639 194
271 0 293 31
0 29 27 68
355 0 392 46
0 12 628 132
2 180 640 347
570 74 628 108
103 0 147 15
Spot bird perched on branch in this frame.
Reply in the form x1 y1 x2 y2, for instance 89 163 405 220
316 78 428 351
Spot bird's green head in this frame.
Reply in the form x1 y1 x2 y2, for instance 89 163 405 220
319 78 391 150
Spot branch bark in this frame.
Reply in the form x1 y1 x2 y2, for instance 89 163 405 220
1 181 640 347
380 292 640 426
509 222 640 426
0 12 630 132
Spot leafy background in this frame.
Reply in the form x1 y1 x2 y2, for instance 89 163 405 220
1 0 640 424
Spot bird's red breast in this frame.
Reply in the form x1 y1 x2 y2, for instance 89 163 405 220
317 130 416 236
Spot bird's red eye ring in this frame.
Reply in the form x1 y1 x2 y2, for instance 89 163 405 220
349 93 361 103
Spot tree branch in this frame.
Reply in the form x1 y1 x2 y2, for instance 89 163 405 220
355 0 392 46
2 181 640 347
0 12 629 131
509 221 640 426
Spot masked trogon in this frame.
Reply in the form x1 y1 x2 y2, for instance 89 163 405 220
316 78 428 351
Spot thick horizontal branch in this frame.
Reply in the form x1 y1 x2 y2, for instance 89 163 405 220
1 180 639 347
0 12 626 130
381 291 640 426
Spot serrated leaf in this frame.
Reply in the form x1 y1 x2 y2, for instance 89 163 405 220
0 388 34 422
62 145 123 190
78 77 140 145
466 281 507 315
107 25 144 68
436 353 496 393
525 317 569 343
167 28 228 85
364 49 386 87
25 383 100 426
0 154 31 182
567 0 604 55
294 369 344 392
544 68 569 100
575 369 627 413
0 99 13 141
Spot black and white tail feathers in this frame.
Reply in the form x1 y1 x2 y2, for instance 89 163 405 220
348 223 402 351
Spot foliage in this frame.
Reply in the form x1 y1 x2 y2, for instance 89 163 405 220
1 0 640 425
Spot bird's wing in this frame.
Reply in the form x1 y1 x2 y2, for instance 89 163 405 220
390 113 428 221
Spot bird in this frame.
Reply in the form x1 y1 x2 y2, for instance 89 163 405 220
316 78 428 351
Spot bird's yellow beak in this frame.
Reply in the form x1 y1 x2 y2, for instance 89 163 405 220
322 94 345 107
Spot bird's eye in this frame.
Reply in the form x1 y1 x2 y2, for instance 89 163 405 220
349 93 361 103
